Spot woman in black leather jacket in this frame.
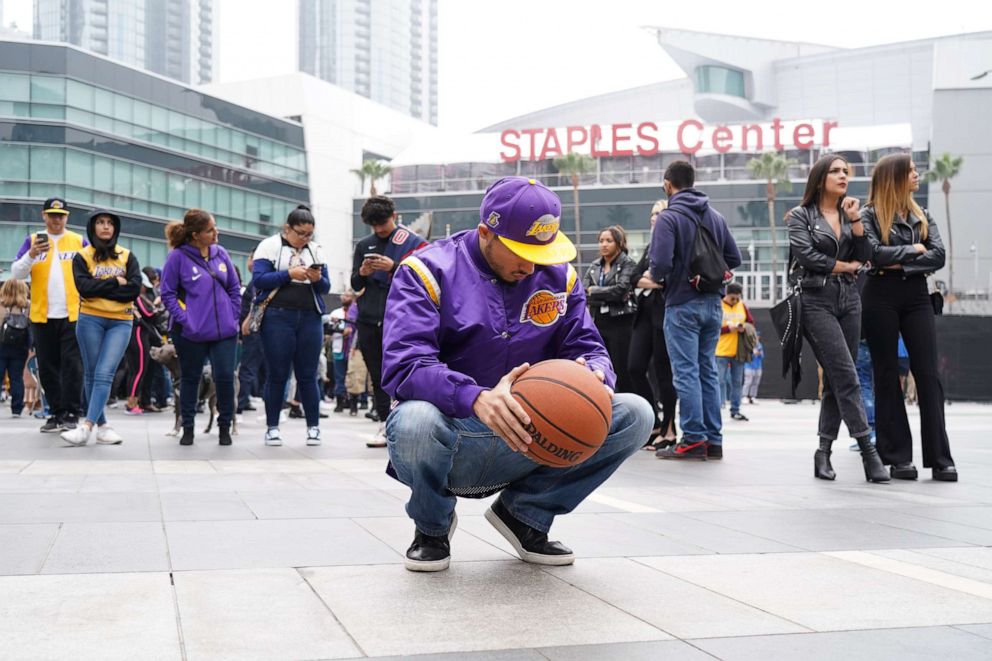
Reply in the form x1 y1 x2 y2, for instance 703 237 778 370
584 225 638 393
861 153 955 482
629 201 678 447
787 154 888 483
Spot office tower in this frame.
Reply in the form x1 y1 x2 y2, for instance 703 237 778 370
33 0 215 84
299 0 437 125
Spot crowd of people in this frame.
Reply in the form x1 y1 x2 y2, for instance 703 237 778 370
0 155 954 489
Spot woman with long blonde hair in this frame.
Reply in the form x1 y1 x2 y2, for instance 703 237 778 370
861 153 955 481
0 279 31 417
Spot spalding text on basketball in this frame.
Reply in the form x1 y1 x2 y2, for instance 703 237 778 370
524 421 584 463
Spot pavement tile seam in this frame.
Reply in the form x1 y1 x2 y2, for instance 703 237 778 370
827 551 992 601
952 624 992 641
166 571 191 661
627 555 818 637
833 510 984 549
901 507 992 532
295 567 371 658
909 548 992 572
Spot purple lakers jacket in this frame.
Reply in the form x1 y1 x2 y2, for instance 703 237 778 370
382 229 615 419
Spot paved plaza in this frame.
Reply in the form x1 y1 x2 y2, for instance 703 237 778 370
0 398 991 660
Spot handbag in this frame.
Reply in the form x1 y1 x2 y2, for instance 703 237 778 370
245 287 279 335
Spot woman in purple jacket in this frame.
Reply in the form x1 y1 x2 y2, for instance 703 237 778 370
160 209 242 446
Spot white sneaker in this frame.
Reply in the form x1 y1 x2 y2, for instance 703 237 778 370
60 425 92 446
306 426 321 446
264 427 283 446
95 426 123 445
366 423 387 448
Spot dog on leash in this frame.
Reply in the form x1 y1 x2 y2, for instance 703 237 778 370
150 343 238 437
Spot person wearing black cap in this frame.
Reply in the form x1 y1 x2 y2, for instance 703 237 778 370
10 197 85 433
60 210 142 446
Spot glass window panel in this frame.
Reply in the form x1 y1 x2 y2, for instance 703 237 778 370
199 183 216 213
113 94 134 123
66 79 94 111
94 114 113 133
230 189 245 223
30 76 65 104
93 157 113 191
0 144 29 179
0 73 30 102
66 107 92 126
151 105 169 131
184 179 201 208
94 87 114 116
113 160 132 197
66 185 92 204
29 147 64 182
168 174 186 207
213 186 230 216
132 100 152 128
31 182 65 198
66 150 93 188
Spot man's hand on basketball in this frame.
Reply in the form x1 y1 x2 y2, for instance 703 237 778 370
574 357 615 396
473 363 532 453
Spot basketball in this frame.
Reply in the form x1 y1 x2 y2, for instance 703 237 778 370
510 359 613 468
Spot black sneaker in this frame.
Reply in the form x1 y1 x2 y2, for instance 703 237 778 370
656 439 708 460
485 499 574 566
40 416 61 433
61 414 79 431
731 412 749 421
288 405 304 419
706 444 723 460
180 427 195 446
405 512 458 572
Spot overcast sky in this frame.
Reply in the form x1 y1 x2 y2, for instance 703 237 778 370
5 0 990 133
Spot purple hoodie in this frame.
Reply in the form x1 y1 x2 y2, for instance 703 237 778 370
160 244 241 342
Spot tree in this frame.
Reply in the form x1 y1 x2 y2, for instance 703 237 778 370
925 153 964 296
747 152 797 304
553 152 596 254
350 159 393 196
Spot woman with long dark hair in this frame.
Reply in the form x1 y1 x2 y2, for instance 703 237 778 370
251 205 331 447
0 279 31 417
61 210 141 446
160 209 242 446
628 201 677 447
861 153 955 481
787 154 888 482
583 225 639 393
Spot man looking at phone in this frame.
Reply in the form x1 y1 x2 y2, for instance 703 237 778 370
351 195 427 447
10 197 86 432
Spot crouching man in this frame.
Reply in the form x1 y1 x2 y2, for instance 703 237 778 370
382 177 653 572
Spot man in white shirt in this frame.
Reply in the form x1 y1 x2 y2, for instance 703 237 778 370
11 198 85 432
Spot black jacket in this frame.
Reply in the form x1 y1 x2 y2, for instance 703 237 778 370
862 206 945 276
583 252 638 319
787 204 871 289
633 246 665 330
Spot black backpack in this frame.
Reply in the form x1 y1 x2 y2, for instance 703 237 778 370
0 307 29 348
684 212 732 293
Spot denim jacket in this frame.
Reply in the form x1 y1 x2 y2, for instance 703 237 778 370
787 204 871 289
861 206 945 276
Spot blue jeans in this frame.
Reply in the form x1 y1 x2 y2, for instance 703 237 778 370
75 313 132 426
260 308 323 427
0 346 28 414
664 296 724 445
717 357 745 414
173 331 237 429
386 392 653 537
333 354 348 398
856 339 875 438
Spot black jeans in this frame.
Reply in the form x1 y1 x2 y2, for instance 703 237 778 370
862 274 954 468
593 314 634 393
173 331 237 429
628 310 677 436
237 333 265 411
801 277 870 441
357 320 391 421
31 318 82 419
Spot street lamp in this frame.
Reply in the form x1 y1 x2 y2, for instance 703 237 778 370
971 243 979 291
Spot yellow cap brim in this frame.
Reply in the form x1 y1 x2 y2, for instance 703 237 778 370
499 231 576 265
44 209 68 215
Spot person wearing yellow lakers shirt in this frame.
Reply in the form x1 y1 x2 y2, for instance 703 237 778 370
715 282 753 422
60 210 141 446
11 197 86 433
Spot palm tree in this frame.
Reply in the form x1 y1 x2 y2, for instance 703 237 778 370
350 159 393 196
553 152 596 256
747 152 797 304
925 153 964 296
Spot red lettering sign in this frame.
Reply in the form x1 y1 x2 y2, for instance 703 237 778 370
500 130 520 163
677 119 704 155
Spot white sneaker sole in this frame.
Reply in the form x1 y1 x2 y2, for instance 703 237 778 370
484 507 575 566
306 438 321 446
265 439 283 446
404 512 458 572
96 437 123 445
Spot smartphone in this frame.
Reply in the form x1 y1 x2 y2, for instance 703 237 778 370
363 252 379 260
35 231 49 245
308 263 323 270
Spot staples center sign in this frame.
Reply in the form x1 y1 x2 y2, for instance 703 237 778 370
498 118 839 163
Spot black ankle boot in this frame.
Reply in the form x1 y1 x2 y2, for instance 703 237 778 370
218 425 232 446
180 426 194 446
349 396 358 416
814 438 835 480
857 436 890 483
333 396 345 413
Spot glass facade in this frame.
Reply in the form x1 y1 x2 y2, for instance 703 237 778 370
695 65 746 98
0 42 309 273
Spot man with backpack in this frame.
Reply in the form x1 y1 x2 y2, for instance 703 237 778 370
649 161 742 460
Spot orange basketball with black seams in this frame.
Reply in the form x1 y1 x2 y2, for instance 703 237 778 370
510 359 613 468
